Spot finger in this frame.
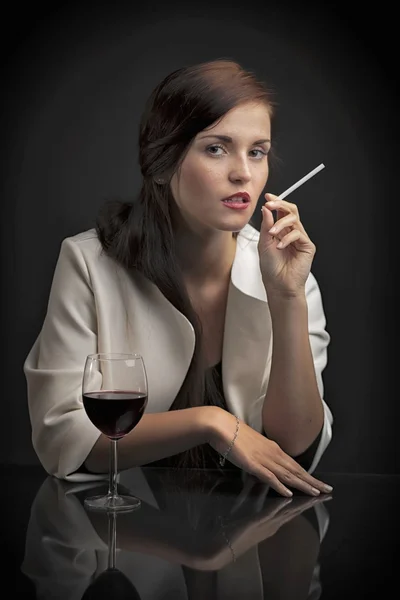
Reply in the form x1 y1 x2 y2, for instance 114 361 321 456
261 497 294 519
292 494 333 509
281 494 331 518
268 213 298 237
252 465 294 498
275 467 324 496
276 229 304 249
267 204 299 236
265 194 300 218
260 205 275 233
265 200 308 238
278 458 333 494
259 207 277 249
264 198 290 236
255 499 295 527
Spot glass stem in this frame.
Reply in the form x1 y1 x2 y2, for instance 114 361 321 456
109 439 118 502
108 510 117 570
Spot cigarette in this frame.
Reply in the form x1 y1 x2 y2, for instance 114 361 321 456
278 163 325 200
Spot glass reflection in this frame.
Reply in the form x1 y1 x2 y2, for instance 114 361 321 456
81 509 141 599
21 468 331 599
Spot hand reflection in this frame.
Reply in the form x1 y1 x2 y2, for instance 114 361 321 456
21 468 331 600
90 471 331 572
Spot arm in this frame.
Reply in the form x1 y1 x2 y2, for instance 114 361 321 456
23 235 219 479
258 195 333 473
84 406 216 473
262 275 329 458
24 237 100 480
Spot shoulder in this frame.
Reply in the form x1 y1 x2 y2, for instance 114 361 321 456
57 228 107 266
61 228 101 253
52 228 114 283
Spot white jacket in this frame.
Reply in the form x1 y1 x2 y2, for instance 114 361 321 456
23 224 333 481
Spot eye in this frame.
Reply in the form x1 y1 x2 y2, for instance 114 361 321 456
206 144 269 159
250 148 268 159
206 144 226 156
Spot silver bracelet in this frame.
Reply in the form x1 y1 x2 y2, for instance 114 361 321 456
219 415 240 467
218 515 236 563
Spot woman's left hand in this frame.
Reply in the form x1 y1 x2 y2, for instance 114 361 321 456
258 193 316 297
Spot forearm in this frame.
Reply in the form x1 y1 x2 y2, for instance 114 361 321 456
84 406 218 473
262 293 324 456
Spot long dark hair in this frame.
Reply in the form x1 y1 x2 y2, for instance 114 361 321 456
96 59 275 467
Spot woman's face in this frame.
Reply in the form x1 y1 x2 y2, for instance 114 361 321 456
170 101 271 235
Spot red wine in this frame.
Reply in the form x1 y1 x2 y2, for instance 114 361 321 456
83 391 147 439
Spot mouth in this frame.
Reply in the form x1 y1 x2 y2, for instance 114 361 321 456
221 192 251 210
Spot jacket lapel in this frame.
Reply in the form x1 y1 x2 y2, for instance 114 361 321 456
222 226 272 431
121 270 196 413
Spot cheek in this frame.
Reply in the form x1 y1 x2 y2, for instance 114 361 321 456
182 161 221 195
256 162 269 187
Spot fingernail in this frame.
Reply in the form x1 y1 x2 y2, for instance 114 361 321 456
311 487 320 496
285 489 293 497
323 485 333 493
269 227 276 233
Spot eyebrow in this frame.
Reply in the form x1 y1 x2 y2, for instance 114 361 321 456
198 134 271 145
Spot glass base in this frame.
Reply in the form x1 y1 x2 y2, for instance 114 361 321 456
84 493 141 513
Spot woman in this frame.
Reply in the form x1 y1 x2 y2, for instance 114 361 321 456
24 59 333 497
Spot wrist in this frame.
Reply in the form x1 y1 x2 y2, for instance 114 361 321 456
266 293 308 333
266 290 307 310
205 407 239 454
262 279 306 298
197 406 226 446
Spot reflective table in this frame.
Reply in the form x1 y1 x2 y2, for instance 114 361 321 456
3 465 398 598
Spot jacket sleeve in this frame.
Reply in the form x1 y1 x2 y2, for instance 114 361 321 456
303 271 333 473
23 237 104 481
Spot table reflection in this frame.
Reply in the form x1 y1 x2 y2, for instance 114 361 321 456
21 467 332 599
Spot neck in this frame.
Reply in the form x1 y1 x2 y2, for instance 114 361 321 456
175 228 237 284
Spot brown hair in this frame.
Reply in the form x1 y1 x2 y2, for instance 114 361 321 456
96 59 275 467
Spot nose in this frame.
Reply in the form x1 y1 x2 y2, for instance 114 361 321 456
228 157 252 184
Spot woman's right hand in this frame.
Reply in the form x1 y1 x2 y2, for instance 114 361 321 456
208 408 333 497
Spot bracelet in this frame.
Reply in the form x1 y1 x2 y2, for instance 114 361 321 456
218 515 236 563
219 415 240 467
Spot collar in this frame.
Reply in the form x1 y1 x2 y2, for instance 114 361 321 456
232 224 268 303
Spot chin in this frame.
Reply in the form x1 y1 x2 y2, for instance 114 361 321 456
214 216 252 233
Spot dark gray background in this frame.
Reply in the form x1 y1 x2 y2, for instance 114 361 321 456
1 2 397 473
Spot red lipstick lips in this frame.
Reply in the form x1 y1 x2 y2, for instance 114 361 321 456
221 192 251 210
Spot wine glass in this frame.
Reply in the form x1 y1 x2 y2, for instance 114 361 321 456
82 353 148 512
